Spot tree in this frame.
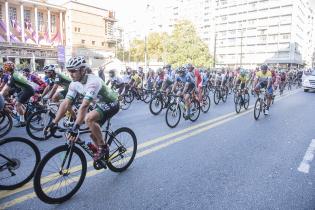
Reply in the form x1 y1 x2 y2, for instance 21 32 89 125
165 20 213 68
147 32 168 62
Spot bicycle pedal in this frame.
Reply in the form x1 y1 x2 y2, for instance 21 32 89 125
93 160 107 170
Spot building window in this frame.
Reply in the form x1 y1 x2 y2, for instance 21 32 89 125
92 41 95 45
81 39 85 44
0 5 3 20
102 42 105 46
51 14 56 33
78 28 80 32
38 12 44 32
9 7 17 20
74 27 77 32
24 9 31 22
282 34 290 39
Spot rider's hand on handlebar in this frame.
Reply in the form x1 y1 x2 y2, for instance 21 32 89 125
66 124 80 142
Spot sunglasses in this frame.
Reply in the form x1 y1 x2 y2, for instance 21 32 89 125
68 69 79 73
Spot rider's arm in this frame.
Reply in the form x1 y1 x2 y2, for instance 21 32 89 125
74 99 90 126
48 84 59 99
53 98 72 124
0 84 10 97
42 85 52 97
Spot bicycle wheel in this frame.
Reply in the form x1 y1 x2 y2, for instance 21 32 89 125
124 90 134 103
165 103 181 128
222 88 228 103
201 95 211 113
0 111 13 138
213 89 220 105
120 96 131 110
189 99 200 122
235 96 242 113
0 137 40 190
233 92 238 104
254 98 262 120
143 90 152 104
33 145 87 204
243 93 250 109
149 96 163 115
107 127 137 172
26 109 54 141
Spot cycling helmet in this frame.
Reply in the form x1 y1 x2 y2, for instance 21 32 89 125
22 67 31 73
260 64 268 71
186 63 193 70
240 69 246 76
3 61 15 73
66 56 88 70
44 64 56 73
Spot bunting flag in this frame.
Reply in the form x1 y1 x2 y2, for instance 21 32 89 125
9 19 21 42
10 19 33 43
51 30 61 46
0 19 19 43
24 20 37 44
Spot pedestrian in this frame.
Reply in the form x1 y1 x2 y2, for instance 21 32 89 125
98 66 105 81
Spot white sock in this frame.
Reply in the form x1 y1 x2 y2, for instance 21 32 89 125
20 115 25 123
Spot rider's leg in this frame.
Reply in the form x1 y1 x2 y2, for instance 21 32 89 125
85 111 105 146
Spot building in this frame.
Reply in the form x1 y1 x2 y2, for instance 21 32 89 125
0 0 66 69
60 0 121 68
0 0 121 70
214 0 315 69
123 0 315 69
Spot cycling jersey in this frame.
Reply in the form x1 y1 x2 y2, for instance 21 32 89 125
1 73 10 84
237 75 248 83
26 74 46 93
164 70 175 83
109 76 123 85
131 74 141 85
256 71 272 83
8 72 35 91
54 73 72 88
66 74 118 104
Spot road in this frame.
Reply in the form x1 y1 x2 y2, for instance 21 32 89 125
1 88 315 210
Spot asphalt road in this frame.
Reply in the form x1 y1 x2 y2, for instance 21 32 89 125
1 88 315 210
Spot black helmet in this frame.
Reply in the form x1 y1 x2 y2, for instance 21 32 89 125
260 64 268 71
22 67 31 73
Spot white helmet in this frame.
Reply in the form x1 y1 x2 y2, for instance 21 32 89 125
66 56 88 70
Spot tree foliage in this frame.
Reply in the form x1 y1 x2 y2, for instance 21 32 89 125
120 20 213 67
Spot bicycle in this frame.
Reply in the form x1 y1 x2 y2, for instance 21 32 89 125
0 137 41 190
165 94 200 128
234 88 250 113
253 89 270 120
213 85 228 105
149 90 173 115
33 118 137 204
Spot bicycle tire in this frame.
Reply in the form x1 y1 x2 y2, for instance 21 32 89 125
165 103 181 128
201 95 211 113
107 127 137 172
213 89 220 105
0 111 12 138
26 109 54 141
244 93 250 109
33 145 87 204
235 96 242 113
222 88 228 103
254 98 261 120
149 96 163 115
0 137 40 190
189 99 200 122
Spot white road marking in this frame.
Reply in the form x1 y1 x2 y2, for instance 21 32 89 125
298 139 315 173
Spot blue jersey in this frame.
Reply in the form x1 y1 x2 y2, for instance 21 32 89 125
1 73 9 84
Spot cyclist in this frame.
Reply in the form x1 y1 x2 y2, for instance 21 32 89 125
41 64 72 102
253 64 273 115
0 61 35 127
106 69 124 95
22 67 47 94
0 67 10 91
234 69 249 93
45 56 119 161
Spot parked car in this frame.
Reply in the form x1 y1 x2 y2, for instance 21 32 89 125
302 70 315 92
